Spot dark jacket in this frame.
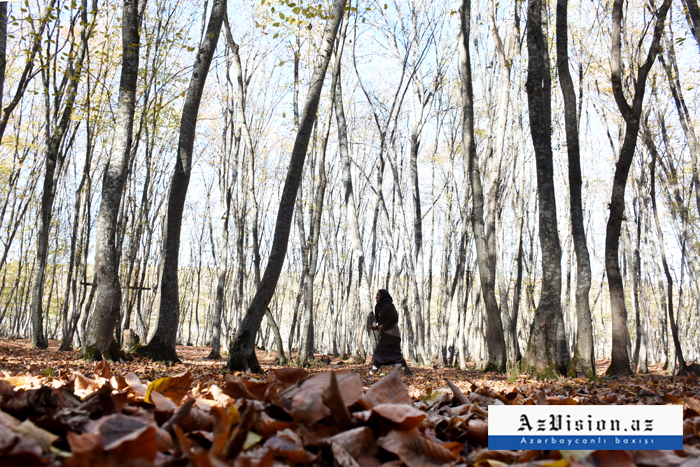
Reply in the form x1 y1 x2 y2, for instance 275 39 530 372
376 302 401 346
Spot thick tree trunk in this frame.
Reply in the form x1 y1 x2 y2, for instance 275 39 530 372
556 0 595 380
605 0 670 376
30 0 96 350
522 0 567 378
459 0 507 373
138 0 226 363
84 0 146 361
226 0 346 373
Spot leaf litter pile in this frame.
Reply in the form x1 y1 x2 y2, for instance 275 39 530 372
2 340 700 466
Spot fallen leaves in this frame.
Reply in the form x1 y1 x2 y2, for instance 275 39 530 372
2 339 700 466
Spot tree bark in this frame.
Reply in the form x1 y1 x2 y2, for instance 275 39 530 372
522 0 568 378
84 0 146 361
138 0 226 363
0 1 56 144
226 0 346 373
30 0 97 350
459 0 507 373
605 0 670 376
645 121 687 374
556 0 595 379
682 0 700 52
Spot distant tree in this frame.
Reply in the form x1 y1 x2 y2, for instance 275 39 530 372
30 0 98 349
137 0 227 363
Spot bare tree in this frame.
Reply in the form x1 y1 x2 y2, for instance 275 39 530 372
138 0 227 362
30 0 98 349
556 0 595 379
522 0 568 378
605 0 670 376
459 0 507 373
226 0 347 373
83 0 147 361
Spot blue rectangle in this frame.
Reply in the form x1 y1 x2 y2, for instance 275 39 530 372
488 435 683 450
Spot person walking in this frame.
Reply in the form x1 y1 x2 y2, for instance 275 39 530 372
369 289 412 376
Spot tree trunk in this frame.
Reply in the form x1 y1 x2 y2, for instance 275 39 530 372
226 0 346 373
556 0 595 379
0 0 56 143
605 0 670 376
30 0 97 350
646 122 687 374
459 0 507 373
521 0 568 378
682 0 700 52
84 0 146 361
138 0 226 363
298 12 348 367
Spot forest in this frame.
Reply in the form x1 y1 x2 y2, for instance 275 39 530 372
0 0 699 382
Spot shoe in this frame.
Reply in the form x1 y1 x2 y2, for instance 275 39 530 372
403 366 412 376
369 365 379 376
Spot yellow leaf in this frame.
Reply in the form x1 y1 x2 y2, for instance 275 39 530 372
228 404 240 425
543 460 569 467
243 431 263 450
144 370 193 404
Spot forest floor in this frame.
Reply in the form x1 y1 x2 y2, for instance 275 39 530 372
0 338 698 466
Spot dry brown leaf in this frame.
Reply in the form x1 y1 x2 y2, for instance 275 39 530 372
629 449 689 466
223 375 262 400
94 359 112 379
329 426 377 459
370 403 426 430
124 372 147 397
289 371 363 425
263 428 317 464
73 372 103 397
332 441 362 467
145 370 193 404
0 379 14 395
359 367 411 409
467 448 522 465
14 419 58 452
254 412 295 438
577 450 636 467
377 429 459 467
685 397 700 416
150 390 178 412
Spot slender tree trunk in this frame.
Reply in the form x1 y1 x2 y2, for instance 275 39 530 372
31 0 97 350
646 123 687 374
84 0 146 361
226 0 346 373
605 0 670 375
0 2 6 113
681 0 700 52
0 1 56 143
138 0 226 362
557 0 594 379
459 0 507 373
